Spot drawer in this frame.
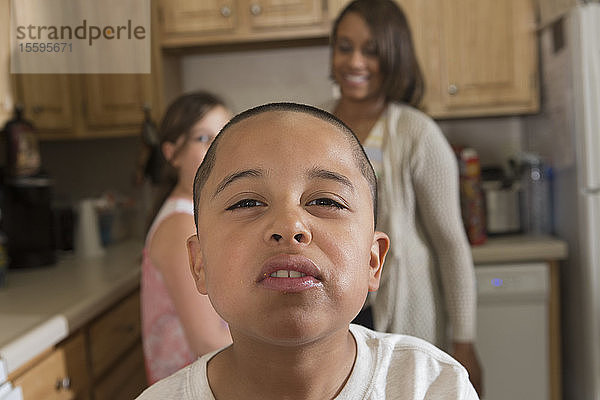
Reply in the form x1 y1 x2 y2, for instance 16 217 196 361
12 348 74 400
93 343 147 400
88 290 141 378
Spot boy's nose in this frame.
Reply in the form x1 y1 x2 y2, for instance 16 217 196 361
265 209 312 246
270 232 310 244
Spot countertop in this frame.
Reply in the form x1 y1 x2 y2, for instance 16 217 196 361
0 240 143 377
0 234 568 381
471 234 568 264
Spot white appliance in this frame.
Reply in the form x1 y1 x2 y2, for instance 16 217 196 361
527 4 600 398
475 263 550 400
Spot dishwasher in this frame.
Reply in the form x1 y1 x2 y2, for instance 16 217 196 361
475 262 550 400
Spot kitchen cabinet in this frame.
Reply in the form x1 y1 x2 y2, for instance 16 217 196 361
10 348 74 400
14 73 158 140
158 0 334 47
88 290 141 379
61 333 91 400
7 289 146 400
398 0 539 118
16 75 75 132
89 290 146 400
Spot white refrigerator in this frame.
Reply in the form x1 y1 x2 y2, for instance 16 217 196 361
528 4 600 399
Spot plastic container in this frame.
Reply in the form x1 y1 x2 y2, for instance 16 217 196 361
519 155 553 235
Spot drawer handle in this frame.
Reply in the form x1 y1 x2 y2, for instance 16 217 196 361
55 377 71 391
220 6 231 17
448 84 458 95
250 3 262 15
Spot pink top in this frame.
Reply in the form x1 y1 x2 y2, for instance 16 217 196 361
140 198 196 385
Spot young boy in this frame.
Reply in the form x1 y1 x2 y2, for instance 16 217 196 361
136 103 478 399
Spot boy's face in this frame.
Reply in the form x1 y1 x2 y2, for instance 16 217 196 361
188 111 389 346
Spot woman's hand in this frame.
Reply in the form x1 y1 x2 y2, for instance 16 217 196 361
452 341 483 397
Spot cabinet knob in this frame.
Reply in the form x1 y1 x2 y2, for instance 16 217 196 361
448 84 458 95
250 3 262 15
55 377 71 391
220 6 231 17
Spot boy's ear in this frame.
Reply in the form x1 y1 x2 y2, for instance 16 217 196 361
368 231 390 292
186 234 208 295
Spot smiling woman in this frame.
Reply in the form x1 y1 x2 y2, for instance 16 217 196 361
324 0 483 395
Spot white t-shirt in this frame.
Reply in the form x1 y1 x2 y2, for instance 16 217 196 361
136 324 478 399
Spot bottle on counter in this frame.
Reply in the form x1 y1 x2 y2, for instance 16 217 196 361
2 105 41 179
519 153 553 235
459 148 487 245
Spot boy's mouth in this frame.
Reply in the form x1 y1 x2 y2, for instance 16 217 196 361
258 254 323 292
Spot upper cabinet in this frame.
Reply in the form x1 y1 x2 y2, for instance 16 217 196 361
9 1 164 140
14 73 158 140
398 0 539 117
158 0 334 47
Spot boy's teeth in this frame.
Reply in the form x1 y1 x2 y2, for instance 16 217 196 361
270 270 307 278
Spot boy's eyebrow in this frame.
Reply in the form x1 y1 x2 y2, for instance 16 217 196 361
306 167 355 193
213 169 264 198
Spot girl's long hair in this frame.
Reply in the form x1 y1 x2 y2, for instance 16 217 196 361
146 91 225 233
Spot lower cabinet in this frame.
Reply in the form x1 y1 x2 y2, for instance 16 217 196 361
9 289 147 400
93 344 146 400
11 348 74 400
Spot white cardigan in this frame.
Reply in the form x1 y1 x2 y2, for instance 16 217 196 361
325 101 477 347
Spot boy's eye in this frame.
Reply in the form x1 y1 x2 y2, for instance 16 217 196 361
226 199 266 210
307 198 346 209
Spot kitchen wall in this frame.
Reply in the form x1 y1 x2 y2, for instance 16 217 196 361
181 45 525 169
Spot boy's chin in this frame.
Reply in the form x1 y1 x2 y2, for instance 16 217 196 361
246 316 353 347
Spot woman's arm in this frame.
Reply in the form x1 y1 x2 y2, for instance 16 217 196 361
410 121 482 395
149 213 232 355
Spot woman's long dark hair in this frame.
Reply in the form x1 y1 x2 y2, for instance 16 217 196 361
146 91 226 233
331 0 424 107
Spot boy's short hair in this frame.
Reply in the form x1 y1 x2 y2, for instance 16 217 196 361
193 102 378 228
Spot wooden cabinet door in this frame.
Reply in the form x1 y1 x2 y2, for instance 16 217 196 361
83 74 152 129
438 0 538 113
158 0 236 35
62 332 91 400
93 343 147 400
13 348 74 400
247 0 323 29
88 291 141 379
17 75 74 131
395 0 442 114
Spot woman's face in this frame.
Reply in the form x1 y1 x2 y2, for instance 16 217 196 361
171 105 231 191
332 12 384 103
